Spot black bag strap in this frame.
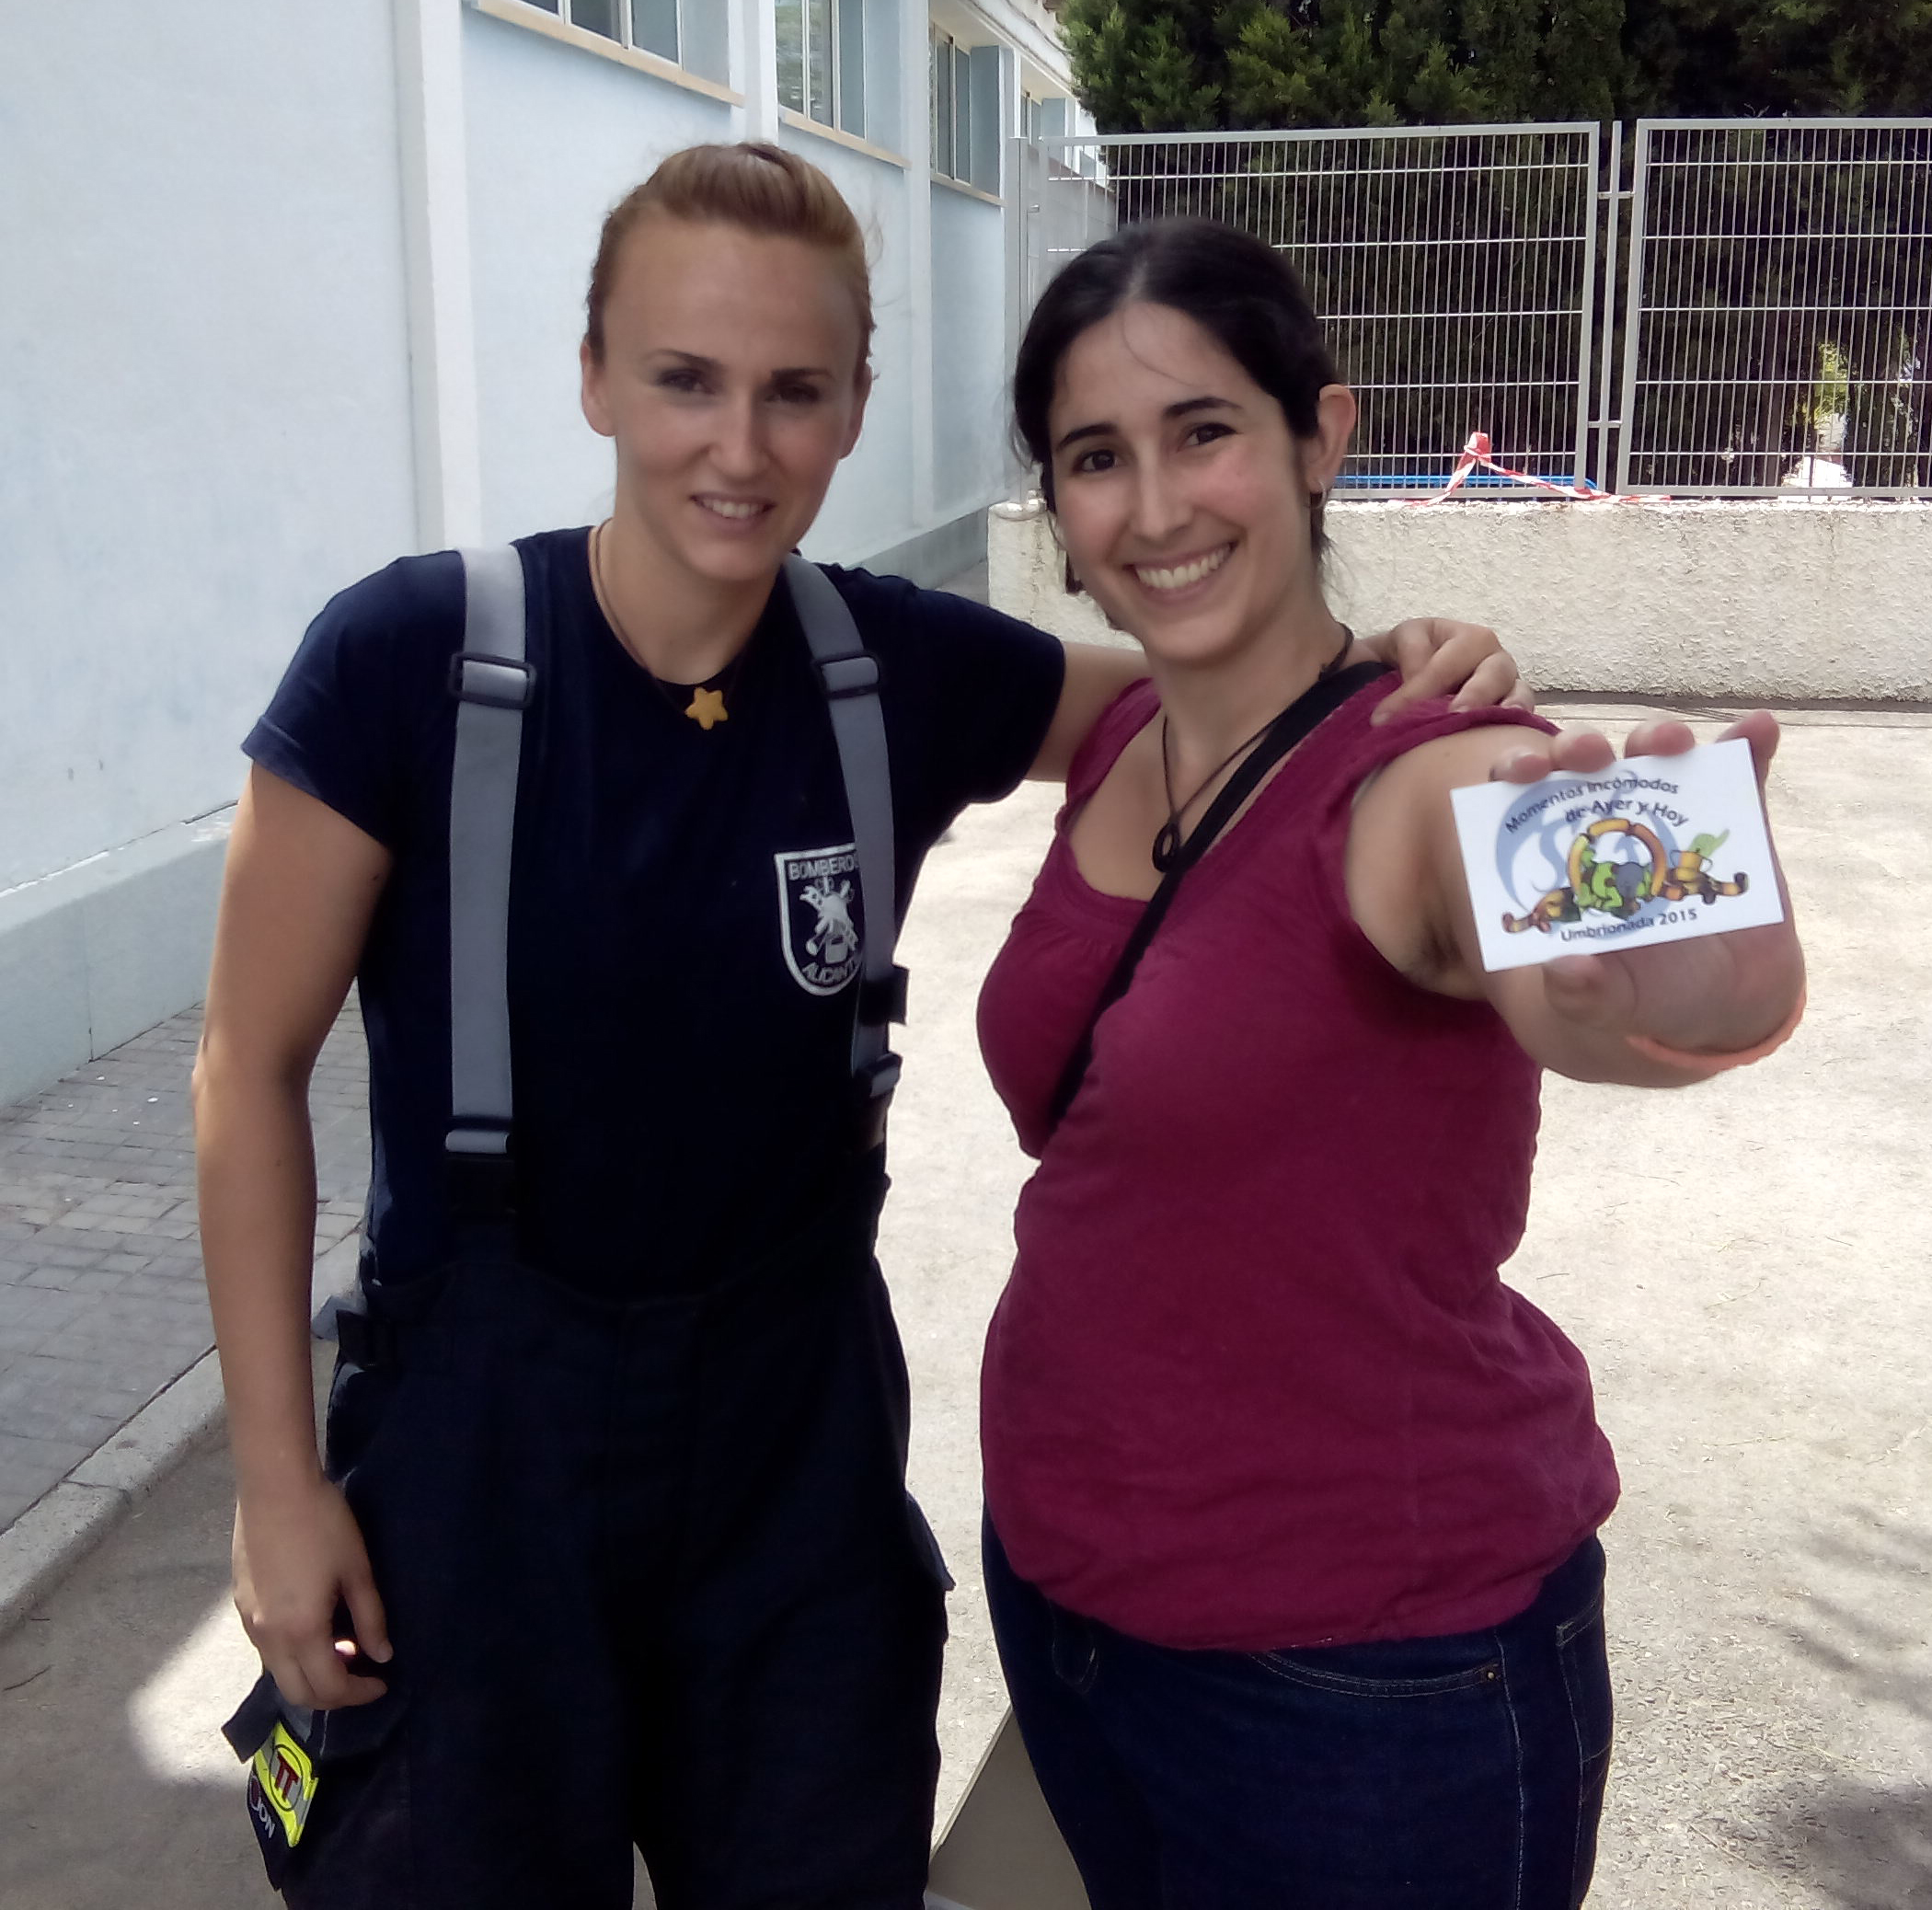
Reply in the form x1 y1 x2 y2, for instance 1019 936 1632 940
1045 661 1386 1133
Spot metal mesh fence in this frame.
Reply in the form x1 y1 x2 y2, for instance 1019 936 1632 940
1017 120 1932 498
1018 126 1602 492
1618 120 1932 496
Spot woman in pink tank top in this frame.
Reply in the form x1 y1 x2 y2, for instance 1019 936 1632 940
974 220 1806 1909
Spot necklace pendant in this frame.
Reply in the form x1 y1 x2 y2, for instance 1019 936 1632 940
685 685 729 731
1152 819 1184 872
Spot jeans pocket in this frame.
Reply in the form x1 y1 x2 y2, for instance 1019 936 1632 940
1555 1592 1614 1904
1555 1591 1613 1765
1250 1639 1504 1698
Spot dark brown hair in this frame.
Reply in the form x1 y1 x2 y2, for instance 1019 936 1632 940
1012 218 1341 561
585 142 873 374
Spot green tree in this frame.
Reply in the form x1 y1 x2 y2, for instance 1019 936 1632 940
1061 0 1627 131
1621 0 1932 116
1058 0 1932 132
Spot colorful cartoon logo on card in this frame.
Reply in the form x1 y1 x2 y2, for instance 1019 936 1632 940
1499 815 1749 938
1448 739 1786 973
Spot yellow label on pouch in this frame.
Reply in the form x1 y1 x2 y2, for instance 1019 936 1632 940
250 1722 317 1847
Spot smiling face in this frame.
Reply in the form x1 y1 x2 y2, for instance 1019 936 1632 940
1046 301 1354 672
580 210 869 591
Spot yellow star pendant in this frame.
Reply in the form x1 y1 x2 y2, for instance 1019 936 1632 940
684 685 729 731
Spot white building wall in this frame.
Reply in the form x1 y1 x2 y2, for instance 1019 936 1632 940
0 2 418 894
929 184 1014 518
464 11 737 541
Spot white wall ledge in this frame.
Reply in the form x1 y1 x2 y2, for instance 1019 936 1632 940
778 107 909 169
931 169 1002 207
467 0 743 105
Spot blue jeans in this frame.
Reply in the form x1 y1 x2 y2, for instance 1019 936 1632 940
983 1516 1612 1910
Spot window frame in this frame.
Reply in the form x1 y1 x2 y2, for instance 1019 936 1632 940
514 0 726 85
777 0 868 141
930 29 1005 198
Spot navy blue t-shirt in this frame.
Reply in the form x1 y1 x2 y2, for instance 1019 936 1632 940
246 528 1064 1296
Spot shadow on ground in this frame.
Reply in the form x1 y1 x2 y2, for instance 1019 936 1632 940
0 1430 266 1909
1742 1508 1932 1908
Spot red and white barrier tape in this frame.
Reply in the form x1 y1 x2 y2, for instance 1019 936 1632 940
1412 432 1669 504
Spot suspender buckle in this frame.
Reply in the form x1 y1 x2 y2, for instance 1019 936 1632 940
444 1122 517 1222
858 964 909 1028
854 1052 902 1152
448 652 536 710
815 652 881 700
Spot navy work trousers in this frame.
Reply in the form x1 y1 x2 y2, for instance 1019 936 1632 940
247 1168 948 1908
983 1517 1613 1910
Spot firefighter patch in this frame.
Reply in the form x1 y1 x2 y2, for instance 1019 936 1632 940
776 843 864 996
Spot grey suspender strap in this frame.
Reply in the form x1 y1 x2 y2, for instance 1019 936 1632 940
784 555 907 1148
440 547 901 1217
445 547 535 1220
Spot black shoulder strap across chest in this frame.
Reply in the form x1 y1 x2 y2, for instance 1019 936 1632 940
1044 660 1387 1135
442 547 908 1227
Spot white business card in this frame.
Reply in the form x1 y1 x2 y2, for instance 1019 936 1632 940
1448 737 1786 972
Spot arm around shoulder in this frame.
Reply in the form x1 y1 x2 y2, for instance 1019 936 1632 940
1028 641 1148 783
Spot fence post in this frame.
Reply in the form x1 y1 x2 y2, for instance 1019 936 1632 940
1574 121 1604 489
1593 121 1626 493
1615 123 1653 497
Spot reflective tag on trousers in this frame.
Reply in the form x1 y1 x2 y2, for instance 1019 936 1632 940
246 1720 318 1884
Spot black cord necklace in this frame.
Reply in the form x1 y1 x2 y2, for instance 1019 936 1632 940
591 522 747 731
1153 622 1354 871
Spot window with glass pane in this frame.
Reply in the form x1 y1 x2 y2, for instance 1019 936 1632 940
631 0 677 59
776 0 806 112
806 0 834 124
568 0 624 43
837 0 865 139
951 44 972 178
931 31 954 176
680 0 729 82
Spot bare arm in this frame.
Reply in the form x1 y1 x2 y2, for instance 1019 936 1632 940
1347 715 1805 1087
1028 618 1531 783
193 764 395 1707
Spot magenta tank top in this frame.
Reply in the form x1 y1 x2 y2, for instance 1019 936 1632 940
977 676 1619 1651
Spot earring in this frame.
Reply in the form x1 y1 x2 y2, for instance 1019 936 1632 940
1064 555 1083 595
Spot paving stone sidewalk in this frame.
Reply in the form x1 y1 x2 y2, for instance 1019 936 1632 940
0 1007 369 1535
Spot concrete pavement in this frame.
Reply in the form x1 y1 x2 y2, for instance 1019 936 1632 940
0 1003 367 1630
0 696 1927 1906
